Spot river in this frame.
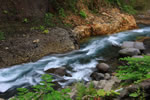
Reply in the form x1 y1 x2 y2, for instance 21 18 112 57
0 26 150 99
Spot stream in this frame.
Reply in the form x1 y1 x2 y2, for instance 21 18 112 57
0 26 150 99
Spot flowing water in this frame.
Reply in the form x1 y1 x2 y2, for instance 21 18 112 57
0 27 150 98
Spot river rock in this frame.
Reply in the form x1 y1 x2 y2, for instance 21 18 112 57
121 41 145 50
90 76 121 91
134 42 145 50
119 48 141 56
90 72 105 81
96 63 110 73
45 67 71 76
104 73 111 80
121 41 134 49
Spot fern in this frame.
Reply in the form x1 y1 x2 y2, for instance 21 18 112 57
116 56 150 83
11 74 71 100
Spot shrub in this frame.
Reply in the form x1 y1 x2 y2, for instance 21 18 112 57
44 13 55 27
116 56 150 83
76 82 97 100
79 10 87 19
97 89 120 99
106 0 136 14
11 74 71 100
59 8 66 18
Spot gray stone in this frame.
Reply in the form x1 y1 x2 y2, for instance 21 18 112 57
45 67 71 76
134 42 145 50
119 48 141 56
90 72 104 81
104 73 111 80
132 55 144 58
91 76 121 91
121 41 134 49
96 63 110 73
121 41 145 50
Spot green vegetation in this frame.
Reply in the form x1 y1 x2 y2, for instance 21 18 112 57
116 56 150 84
97 89 120 99
107 0 136 14
76 82 97 100
11 74 71 100
79 10 87 19
3 10 8 14
75 82 120 100
0 31 5 40
59 8 66 18
43 29 49 34
44 13 55 27
129 88 145 100
23 18 28 23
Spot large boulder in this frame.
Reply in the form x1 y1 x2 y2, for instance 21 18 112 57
121 41 145 50
121 41 134 49
119 48 141 56
96 63 110 73
134 42 145 50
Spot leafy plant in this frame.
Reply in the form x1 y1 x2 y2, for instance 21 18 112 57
11 74 71 100
39 25 45 31
23 18 28 23
0 31 5 40
3 10 8 14
76 82 97 100
129 88 145 100
97 89 120 99
79 10 87 19
59 8 66 18
43 29 49 34
116 56 150 84
44 13 55 27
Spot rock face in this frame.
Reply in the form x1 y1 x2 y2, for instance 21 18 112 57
0 27 79 68
72 8 137 39
0 0 49 21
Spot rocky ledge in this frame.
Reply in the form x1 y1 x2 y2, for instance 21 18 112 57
0 27 79 68
71 8 137 39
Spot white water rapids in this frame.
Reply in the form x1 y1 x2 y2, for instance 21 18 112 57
0 27 150 93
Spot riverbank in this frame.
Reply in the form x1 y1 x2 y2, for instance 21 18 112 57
0 7 137 68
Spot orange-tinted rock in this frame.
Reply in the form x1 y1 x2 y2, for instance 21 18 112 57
72 9 137 39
